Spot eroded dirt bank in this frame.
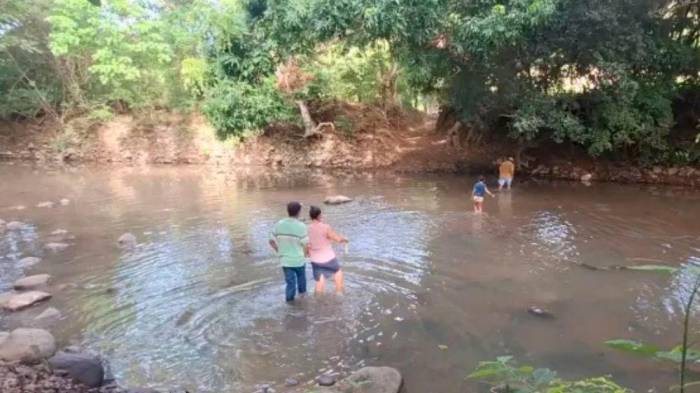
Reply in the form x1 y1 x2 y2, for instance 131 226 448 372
0 104 698 187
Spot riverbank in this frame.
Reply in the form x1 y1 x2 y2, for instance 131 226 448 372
1 107 698 187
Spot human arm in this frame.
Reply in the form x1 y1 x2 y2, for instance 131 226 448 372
486 186 495 197
269 239 278 253
327 227 348 244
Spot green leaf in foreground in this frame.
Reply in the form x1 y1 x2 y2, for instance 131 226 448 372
605 339 659 355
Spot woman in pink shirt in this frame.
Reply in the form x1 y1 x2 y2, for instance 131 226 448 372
308 206 349 294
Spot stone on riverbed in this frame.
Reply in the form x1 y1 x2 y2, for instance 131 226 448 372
528 306 554 319
45 242 70 252
324 195 353 205
18 256 42 269
14 274 51 290
1 291 52 311
332 367 403 393
0 328 56 363
35 307 62 322
49 350 105 388
580 173 593 183
117 233 137 248
318 374 337 386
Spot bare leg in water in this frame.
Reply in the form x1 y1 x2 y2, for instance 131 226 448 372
334 270 344 294
315 274 326 294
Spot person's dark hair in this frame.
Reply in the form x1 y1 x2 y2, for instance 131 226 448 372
287 201 302 217
310 205 322 220
479 175 485 182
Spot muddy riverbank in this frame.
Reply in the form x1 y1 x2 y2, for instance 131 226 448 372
2 109 698 187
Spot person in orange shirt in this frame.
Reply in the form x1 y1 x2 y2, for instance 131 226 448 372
498 157 515 190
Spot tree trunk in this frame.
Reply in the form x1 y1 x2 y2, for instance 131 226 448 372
297 100 319 138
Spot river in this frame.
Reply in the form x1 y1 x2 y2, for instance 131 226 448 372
0 163 699 392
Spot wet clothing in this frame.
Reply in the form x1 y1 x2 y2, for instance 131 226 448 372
308 221 336 263
271 217 308 268
311 258 341 281
473 195 484 203
282 266 306 301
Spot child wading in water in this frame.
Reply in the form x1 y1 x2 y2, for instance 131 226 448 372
472 175 495 213
308 206 349 294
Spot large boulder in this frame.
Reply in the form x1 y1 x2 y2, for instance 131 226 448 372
14 274 51 290
49 350 105 388
334 367 402 393
324 195 353 205
1 291 52 311
0 328 56 363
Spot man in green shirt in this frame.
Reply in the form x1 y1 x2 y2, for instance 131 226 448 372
269 201 309 302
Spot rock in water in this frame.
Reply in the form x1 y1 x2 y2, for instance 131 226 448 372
49 350 105 388
118 233 137 248
318 374 337 386
36 201 54 208
45 242 70 252
335 367 403 393
580 173 593 183
14 274 51 290
324 195 353 205
2 291 52 311
17 256 42 268
35 307 62 321
285 377 300 386
0 328 56 362
528 306 555 319
6 221 24 231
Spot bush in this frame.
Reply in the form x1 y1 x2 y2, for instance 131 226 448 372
202 77 296 139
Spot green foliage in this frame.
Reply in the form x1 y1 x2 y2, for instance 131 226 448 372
202 77 295 138
87 106 113 123
0 0 61 118
606 340 700 365
181 58 208 96
468 356 629 393
48 0 174 109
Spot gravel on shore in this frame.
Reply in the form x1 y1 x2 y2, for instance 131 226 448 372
0 361 127 393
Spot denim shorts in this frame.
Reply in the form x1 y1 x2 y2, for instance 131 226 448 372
311 258 340 281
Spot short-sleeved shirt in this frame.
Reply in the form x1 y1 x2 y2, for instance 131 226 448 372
308 221 336 264
473 181 486 197
499 160 515 179
271 217 308 267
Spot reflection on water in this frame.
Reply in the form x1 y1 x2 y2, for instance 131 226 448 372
0 164 699 392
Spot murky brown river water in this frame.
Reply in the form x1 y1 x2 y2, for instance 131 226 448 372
1 163 699 392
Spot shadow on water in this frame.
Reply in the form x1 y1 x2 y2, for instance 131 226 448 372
0 164 699 392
